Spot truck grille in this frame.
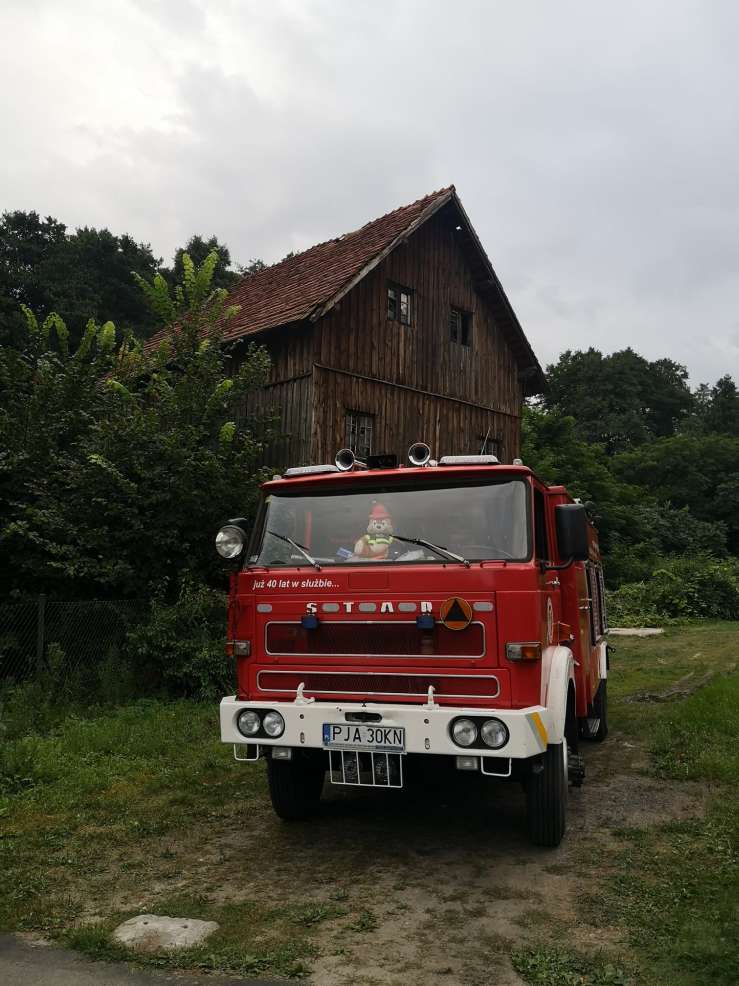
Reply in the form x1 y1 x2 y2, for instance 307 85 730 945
265 621 484 658
257 670 500 700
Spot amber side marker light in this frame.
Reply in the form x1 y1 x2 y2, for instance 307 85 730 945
506 642 542 661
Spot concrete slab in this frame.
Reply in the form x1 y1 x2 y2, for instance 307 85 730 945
113 914 218 952
609 627 664 637
0 934 279 986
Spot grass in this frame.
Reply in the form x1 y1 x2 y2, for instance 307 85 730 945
652 672 739 782
61 894 349 979
1 621 738 983
572 621 739 986
0 700 264 932
511 945 633 985
607 620 738 730
582 805 739 986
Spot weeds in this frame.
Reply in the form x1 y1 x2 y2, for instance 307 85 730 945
511 945 633 985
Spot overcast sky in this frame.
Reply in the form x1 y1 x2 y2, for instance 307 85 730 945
2 0 738 384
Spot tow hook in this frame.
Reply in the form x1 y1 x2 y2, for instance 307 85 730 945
568 753 585 787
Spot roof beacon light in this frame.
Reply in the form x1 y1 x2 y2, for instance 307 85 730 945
439 454 499 466
283 464 340 477
408 442 431 467
335 448 367 472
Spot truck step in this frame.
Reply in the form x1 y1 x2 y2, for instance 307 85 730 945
568 753 585 787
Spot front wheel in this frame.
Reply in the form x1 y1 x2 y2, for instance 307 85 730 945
579 679 608 742
525 742 568 847
266 758 325 820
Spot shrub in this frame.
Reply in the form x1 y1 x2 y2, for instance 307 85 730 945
125 573 231 699
608 555 739 625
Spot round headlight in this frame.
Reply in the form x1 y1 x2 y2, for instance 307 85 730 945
262 711 285 738
237 709 261 737
481 718 509 749
216 525 245 560
452 718 478 747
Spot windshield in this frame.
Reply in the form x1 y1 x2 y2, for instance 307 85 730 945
249 478 530 566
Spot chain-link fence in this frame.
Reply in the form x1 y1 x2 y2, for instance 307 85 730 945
0 597 146 686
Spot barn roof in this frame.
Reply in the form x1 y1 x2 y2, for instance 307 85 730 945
149 186 544 393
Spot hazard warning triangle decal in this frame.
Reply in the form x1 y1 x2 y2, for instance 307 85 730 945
440 596 472 630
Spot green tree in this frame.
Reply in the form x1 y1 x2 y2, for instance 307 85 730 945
613 433 739 554
521 407 729 585
0 211 67 346
544 348 693 452
0 251 272 600
170 235 239 291
700 375 739 436
0 211 161 348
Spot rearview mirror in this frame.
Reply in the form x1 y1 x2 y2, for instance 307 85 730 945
555 503 589 562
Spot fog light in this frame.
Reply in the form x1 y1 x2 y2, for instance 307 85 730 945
451 718 478 747
237 710 261 737
481 718 509 749
271 746 292 760
455 755 479 771
263 710 285 737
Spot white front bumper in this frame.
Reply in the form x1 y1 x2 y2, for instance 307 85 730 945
220 696 550 760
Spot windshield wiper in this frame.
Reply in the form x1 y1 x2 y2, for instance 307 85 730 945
265 530 321 571
392 534 470 568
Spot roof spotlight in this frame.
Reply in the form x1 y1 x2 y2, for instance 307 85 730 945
408 442 431 467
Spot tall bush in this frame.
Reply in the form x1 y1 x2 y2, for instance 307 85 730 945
608 556 739 625
0 251 272 600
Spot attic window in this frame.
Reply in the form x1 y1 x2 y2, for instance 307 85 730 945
450 307 472 347
387 283 412 325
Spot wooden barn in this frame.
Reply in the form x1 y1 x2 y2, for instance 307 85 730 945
223 186 544 467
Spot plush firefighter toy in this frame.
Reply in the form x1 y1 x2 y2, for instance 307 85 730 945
353 503 394 560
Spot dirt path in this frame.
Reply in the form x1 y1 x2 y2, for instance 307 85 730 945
119 735 703 986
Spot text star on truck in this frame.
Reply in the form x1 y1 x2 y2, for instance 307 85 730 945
217 443 610 847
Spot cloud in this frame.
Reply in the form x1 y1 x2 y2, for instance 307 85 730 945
1 0 738 383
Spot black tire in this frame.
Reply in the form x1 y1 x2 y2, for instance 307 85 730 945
266 758 325 820
579 679 608 743
525 742 568 847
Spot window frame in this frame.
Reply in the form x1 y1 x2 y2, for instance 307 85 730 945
477 435 501 458
387 282 413 326
449 306 473 347
345 409 374 462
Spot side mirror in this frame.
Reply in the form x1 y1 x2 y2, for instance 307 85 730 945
555 503 590 562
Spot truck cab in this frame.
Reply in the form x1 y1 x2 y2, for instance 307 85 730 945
218 445 609 847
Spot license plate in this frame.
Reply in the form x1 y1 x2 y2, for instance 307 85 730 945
322 723 405 753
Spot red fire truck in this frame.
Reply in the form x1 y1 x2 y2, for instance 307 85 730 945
217 444 609 847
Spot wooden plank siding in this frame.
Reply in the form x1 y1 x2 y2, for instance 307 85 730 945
236 323 315 468
242 373 314 469
311 365 518 465
310 206 523 462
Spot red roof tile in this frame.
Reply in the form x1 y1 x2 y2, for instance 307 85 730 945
221 186 455 343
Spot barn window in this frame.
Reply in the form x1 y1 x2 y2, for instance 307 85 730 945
387 283 412 325
477 435 501 457
449 307 472 346
345 411 374 461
